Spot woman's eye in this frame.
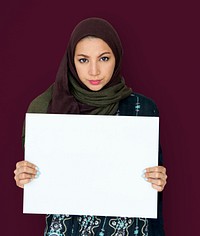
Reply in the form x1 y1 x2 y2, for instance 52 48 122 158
79 58 88 63
100 57 109 62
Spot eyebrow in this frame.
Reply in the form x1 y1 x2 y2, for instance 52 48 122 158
76 52 111 58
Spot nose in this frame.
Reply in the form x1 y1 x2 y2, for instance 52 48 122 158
88 61 100 76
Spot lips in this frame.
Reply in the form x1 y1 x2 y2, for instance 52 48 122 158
88 80 101 85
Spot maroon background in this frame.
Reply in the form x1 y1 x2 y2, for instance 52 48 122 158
1 1 199 235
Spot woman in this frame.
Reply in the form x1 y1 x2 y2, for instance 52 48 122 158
14 17 167 235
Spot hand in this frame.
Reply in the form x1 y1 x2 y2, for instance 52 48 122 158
144 166 167 192
14 161 38 188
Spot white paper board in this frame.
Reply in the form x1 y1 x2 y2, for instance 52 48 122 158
24 114 159 218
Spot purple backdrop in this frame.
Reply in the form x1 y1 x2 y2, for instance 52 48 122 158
1 1 199 235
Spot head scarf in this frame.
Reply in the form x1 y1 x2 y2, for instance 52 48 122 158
48 17 132 114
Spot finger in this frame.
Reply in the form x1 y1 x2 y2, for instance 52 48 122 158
16 160 37 170
145 172 167 180
145 166 166 174
16 166 38 175
16 182 24 188
14 172 37 188
151 183 164 192
17 173 36 181
146 177 166 186
16 178 33 188
147 178 167 192
15 165 38 176
14 172 35 186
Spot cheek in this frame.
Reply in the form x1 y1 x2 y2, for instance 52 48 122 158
106 63 115 77
75 64 84 78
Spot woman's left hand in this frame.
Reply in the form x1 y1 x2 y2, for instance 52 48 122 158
144 166 167 192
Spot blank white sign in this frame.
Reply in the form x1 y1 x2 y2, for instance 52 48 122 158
24 113 159 218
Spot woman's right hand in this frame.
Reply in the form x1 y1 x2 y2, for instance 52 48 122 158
14 161 38 188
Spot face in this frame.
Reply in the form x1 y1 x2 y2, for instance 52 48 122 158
74 37 116 91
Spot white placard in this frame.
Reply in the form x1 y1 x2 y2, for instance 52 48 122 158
24 114 159 218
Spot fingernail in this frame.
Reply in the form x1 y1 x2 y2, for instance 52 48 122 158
141 173 148 180
143 169 147 173
35 166 39 171
35 171 41 178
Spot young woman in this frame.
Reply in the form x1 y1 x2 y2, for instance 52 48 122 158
14 17 167 235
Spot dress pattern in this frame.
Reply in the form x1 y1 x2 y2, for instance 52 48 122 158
45 215 149 236
45 214 72 235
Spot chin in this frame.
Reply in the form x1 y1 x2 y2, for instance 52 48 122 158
89 87 102 91
87 85 104 91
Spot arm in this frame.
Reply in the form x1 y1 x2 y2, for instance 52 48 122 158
144 102 167 192
135 95 166 233
14 85 52 188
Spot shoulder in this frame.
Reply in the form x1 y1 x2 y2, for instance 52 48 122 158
27 84 53 114
119 92 159 116
22 85 53 144
133 92 159 115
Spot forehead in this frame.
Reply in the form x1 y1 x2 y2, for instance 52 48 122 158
74 37 113 54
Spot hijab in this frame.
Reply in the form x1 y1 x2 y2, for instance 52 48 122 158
48 17 132 114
